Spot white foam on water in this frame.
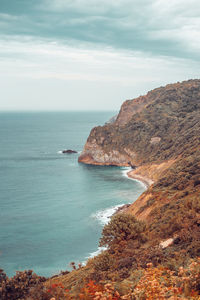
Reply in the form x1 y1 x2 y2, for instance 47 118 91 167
92 204 125 226
82 247 107 264
122 168 147 189
85 165 147 264
87 246 107 259
86 202 129 261
120 166 132 170
121 167 132 179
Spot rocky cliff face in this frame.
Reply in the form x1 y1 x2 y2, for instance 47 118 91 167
79 79 200 166
78 127 136 166
79 79 200 220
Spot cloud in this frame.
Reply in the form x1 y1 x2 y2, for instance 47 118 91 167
0 0 199 110
42 0 144 14
148 0 200 55
1 0 200 61
0 36 198 86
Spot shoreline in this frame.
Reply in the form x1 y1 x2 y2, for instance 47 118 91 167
127 169 154 188
89 166 149 257
114 167 152 215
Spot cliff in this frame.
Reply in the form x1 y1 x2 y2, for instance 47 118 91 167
79 79 200 168
79 79 200 219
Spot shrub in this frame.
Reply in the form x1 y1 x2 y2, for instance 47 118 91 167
99 213 146 251
0 269 46 300
93 251 113 272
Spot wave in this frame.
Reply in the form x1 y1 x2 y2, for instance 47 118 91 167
120 166 132 170
84 166 146 263
86 246 107 259
92 204 125 226
121 168 147 188
57 150 63 154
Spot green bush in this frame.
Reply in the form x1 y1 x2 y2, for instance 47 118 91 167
99 213 146 250
93 251 113 272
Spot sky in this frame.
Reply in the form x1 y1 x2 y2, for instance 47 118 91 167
0 0 200 111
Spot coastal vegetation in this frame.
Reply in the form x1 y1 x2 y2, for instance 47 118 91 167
1 79 200 299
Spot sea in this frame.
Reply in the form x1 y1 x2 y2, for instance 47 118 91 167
0 111 146 277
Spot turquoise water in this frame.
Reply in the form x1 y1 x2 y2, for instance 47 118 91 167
0 112 145 277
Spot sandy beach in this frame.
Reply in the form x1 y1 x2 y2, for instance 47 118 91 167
127 169 154 188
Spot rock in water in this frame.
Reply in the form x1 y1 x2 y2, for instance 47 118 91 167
62 149 77 154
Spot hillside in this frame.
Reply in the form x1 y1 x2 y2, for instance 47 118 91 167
1 79 200 299
78 79 200 297
79 79 200 222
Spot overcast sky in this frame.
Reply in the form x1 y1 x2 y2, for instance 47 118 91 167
0 0 200 111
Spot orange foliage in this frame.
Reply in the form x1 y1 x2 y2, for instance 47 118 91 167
78 281 121 300
132 259 200 299
45 258 200 299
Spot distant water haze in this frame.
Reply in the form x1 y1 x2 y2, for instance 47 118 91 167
0 111 145 277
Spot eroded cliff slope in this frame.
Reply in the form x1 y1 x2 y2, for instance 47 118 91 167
79 79 200 221
79 80 200 167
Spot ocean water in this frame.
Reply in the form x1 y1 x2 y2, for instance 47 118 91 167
0 111 145 277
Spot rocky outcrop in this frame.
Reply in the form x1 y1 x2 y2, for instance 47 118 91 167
78 148 130 166
62 149 77 154
78 137 136 166
150 137 161 145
